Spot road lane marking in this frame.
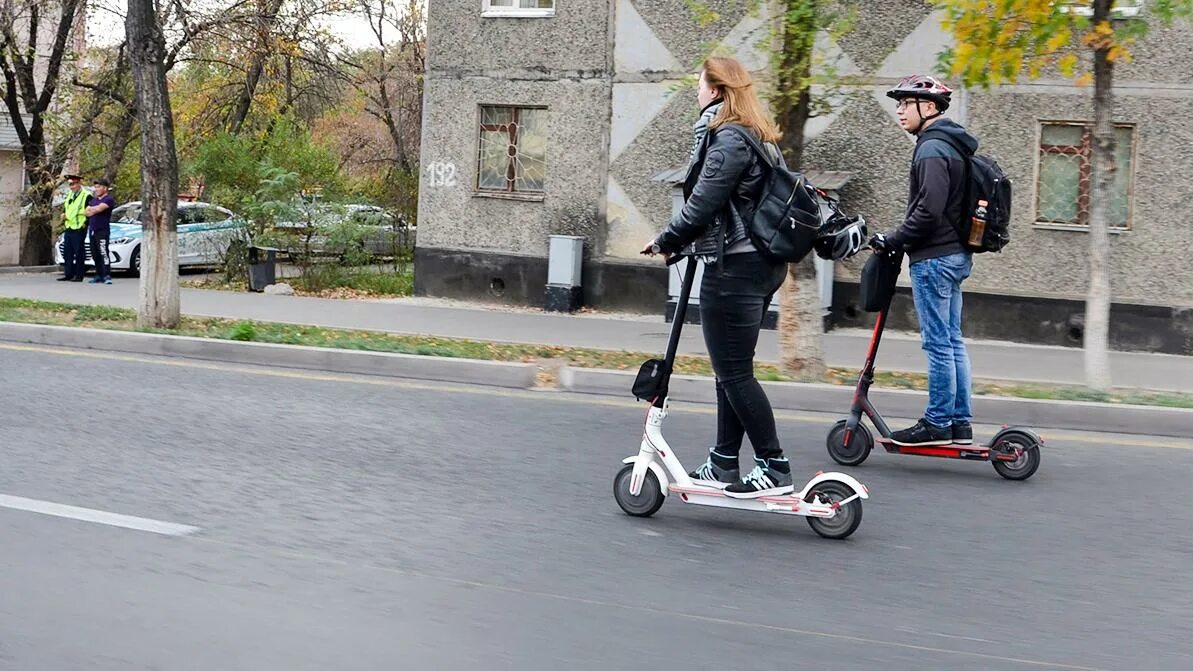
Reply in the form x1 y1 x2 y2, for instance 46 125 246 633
0 493 199 536
2 342 1190 451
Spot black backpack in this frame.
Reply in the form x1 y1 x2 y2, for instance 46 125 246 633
717 124 823 263
919 128 1012 254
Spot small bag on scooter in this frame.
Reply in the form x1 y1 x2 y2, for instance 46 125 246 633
860 251 903 312
632 358 668 401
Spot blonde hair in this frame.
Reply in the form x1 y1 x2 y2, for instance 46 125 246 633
702 56 781 143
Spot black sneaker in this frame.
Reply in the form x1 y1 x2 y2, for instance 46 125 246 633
724 457 794 498
952 421 973 445
688 450 739 485
890 419 952 446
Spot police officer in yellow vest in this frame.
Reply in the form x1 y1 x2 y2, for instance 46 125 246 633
59 174 89 282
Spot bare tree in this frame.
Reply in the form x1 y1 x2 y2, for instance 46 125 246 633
71 41 136 183
226 0 284 134
339 0 425 171
127 0 179 328
0 0 84 265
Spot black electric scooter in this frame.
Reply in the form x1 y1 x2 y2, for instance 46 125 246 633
825 251 1042 480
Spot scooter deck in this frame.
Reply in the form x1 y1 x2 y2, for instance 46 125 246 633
874 437 996 460
668 484 839 517
669 483 800 503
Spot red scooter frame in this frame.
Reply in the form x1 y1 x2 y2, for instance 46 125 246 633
826 255 1042 480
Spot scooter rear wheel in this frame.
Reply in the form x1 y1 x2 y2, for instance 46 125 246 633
826 419 873 466
614 464 666 517
991 433 1042 481
804 480 863 540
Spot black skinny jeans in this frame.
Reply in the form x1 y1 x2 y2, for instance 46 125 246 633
699 251 787 461
89 229 110 278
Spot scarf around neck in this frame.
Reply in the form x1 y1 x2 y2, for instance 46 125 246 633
689 100 723 163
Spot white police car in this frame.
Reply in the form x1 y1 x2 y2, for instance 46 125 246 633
55 201 247 275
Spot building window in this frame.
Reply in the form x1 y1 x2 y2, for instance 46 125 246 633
1035 122 1135 230
477 106 547 194
1058 0 1143 18
482 0 555 18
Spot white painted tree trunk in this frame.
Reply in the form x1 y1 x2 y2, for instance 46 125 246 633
772 1 825 379
127 0 181 329
1084 1 1115 392
778 255 826 378
137 227 180 329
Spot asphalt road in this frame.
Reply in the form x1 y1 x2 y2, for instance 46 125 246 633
2 343 1191 671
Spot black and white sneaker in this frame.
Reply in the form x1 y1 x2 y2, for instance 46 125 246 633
724 457 794 498
688 450 739 486
890 419 952 446
952 421 973 445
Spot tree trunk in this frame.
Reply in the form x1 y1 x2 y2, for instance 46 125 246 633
1084 2 1114 392
19 168 54 266
127 0 180 329
228 0 286 135
378 77 405 166
283 54 294 113
774 0 825 378
104 109 137 184
12 96 54 267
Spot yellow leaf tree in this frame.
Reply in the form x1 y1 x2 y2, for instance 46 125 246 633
936 0 1191 391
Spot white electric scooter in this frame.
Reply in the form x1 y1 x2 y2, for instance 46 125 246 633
614 255 869 540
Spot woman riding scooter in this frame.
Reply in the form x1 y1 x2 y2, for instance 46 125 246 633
640 56 793 499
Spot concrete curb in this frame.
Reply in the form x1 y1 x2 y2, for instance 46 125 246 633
0 265 60 274
0 322 539 389
560 367 1193 439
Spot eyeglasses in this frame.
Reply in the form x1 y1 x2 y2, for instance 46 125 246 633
894 99 924 111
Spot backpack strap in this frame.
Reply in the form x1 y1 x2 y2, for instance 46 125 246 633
717 123 784 169
919 128 973 244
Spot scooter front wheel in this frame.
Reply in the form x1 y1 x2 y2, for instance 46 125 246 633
614 464 666 517
826 419 873 466
804 480 863 540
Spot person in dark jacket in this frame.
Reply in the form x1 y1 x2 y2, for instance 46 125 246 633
640 56 792 499
870 75 976 447
85 178 115 284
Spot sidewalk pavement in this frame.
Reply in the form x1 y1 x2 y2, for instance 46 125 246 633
0 272 1189 393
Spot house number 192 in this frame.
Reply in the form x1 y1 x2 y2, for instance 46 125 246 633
426 162 457 187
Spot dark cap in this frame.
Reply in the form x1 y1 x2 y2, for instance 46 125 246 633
93 177 111 187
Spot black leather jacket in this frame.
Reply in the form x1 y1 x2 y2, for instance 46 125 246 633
653 126 773 260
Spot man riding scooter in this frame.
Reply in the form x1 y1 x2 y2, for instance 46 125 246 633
869 75 977 447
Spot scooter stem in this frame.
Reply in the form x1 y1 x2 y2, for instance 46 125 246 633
862 302 889 379
655 256 698 408
848 264 899 438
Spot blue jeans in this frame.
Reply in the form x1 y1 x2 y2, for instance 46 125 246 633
909 253 973 428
